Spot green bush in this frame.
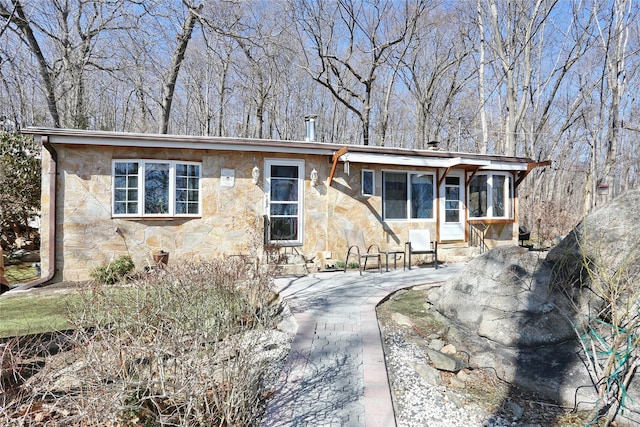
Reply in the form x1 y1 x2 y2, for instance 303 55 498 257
91 255 135 284
334 260 360 269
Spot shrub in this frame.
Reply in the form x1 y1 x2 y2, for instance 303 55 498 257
1 256 287 426
91 255 135 284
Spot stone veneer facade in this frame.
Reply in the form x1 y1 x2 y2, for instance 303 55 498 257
41 143 518 282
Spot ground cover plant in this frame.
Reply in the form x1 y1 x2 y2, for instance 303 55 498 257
0 293 77 338
90 255 135 285
1 255 287 426
3 263 39 286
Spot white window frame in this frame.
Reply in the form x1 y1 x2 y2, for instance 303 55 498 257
112 159 202 218
264 159 305 246
361 169 375 196
467 172 513 219
382 170 436 221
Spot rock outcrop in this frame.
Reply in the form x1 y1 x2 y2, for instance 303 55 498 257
425 190 640 424
431 246 574 348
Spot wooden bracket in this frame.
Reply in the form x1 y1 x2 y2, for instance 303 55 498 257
437 166 453 187
328 146 348 186
514 160 552 188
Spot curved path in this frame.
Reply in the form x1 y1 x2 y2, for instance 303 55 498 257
262 263 464 427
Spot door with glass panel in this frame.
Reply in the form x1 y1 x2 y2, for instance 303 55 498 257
439 172 465 241
265 159 304 245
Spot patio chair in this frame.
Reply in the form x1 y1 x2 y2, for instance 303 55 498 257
406 229 438 269
344 229 382 275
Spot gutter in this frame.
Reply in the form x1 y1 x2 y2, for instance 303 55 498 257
8 136 56 292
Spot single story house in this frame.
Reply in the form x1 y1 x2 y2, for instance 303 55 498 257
21 127 550 284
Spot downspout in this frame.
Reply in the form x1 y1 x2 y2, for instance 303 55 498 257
9 136 56 292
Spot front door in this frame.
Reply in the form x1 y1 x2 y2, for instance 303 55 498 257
439 172 465 241
265 159 304 245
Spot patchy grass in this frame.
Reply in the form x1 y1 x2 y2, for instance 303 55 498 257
0 291 80 338
4 262 39 284
378 288 444 336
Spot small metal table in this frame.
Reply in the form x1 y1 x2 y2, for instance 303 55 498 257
383 250 406 272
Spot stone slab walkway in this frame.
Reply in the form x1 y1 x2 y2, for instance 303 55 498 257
262 263 464 426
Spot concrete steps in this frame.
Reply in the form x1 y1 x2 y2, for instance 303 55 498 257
437 244 482 263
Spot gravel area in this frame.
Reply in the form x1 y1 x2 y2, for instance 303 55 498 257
383 331 518 427
372 277 596 427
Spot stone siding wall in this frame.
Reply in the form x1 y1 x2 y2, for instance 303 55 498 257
44 144 518 281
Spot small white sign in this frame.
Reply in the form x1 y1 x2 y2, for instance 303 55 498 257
221 168 235 187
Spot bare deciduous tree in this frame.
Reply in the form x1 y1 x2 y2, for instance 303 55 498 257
399 5 473 149
295 0 425 145
1 0 135 129
0 1 60 127
480 0 557 156
593 0 635 206
159 3 201 134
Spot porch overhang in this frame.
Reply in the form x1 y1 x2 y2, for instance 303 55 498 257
514 160 553 188
338 152 493 169
328 149 550 187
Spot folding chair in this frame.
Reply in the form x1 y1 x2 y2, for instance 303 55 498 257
344 229 382 275
406 229 438 269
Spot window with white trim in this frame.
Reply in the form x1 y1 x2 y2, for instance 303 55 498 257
112 160 201 217
383 171 435 220
468 172 512 219
265 159 304 245
361 169 374 196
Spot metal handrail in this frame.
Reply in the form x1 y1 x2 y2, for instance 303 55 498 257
468 221 488 253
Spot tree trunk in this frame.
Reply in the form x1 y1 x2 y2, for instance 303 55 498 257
1 1 61 127
476 0 488 154
159 7 198 134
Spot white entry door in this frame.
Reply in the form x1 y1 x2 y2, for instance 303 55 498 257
264 159 304 246
439 172 465 241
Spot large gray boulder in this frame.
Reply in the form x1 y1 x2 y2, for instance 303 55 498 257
428 246 594 407
431 245 574 348
547 190 640 309
427 190 640 423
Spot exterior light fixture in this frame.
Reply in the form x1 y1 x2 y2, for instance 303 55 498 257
252 166 260 185
310 168 319 187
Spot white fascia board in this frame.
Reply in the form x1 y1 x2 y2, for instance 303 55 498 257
45 134 335 156
339 152 492 168
480 162 528 171
340 152 452 167
447 157 491 167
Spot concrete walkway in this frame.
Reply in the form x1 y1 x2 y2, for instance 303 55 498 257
262 263 464 427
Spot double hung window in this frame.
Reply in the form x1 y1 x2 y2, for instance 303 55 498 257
383 171 435 220
112 160 201 217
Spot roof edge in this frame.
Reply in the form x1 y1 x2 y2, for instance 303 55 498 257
22 127 540 164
